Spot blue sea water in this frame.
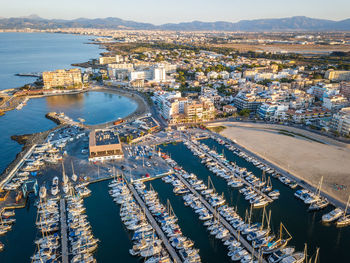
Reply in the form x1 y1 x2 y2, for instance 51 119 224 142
0 33 137 175
0 32 100 91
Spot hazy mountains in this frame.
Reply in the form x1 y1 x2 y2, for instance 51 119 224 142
0 15 349 31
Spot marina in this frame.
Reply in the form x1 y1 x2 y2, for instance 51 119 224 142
0 32 348 263
126 181 182 262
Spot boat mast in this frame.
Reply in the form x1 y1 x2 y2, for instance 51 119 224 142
316 176 323 197
313 247 320 263
261 207 266 230
267 210 272 232
344 195 350 217
71 160 75 176
248 204 253 225
304 243 308 263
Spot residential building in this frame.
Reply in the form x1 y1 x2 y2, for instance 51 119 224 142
323 95 349 111
340 82 350 99
258 102 289 120
325 70 350 81
184 97 215 122
287 108 331 124
233 91 267 112
42 69 82 89
99 56 117 65
330 107 350 136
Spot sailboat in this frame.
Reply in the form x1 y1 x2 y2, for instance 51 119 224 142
71 161 78 182
39 186 47 199
308 177 329 211
262 222 292 254
336 195 350 227
62 163 70 194
262 176 272 193
280 243 306 263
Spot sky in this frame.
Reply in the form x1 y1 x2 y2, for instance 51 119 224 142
1 0 349 24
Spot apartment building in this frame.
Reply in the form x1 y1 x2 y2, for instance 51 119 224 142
323 95 349 111
184 97 215 123
330 107 350 136
325 70 350 81
42 69 82 89
340 82 350 99
233 92 267 112
287 108 331 124
99 56 117 65
258 102 289 120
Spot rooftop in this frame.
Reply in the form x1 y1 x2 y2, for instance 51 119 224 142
90 129 120 147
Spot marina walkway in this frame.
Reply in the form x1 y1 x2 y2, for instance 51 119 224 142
60 198 68 263
174 172 267 263
187 139 273 203
0 144 36 189
128 184 183 263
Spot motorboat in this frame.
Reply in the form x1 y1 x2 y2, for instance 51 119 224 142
322 208 343 223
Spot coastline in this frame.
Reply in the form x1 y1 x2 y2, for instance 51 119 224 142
0 85 150 122
0 85 149 181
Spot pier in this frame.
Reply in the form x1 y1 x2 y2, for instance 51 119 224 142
60 198 68 263
0 144 36 189
174 172 267 263
187 139 273 203
127 183 183 263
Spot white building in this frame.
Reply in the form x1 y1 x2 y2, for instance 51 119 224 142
330 107 350 136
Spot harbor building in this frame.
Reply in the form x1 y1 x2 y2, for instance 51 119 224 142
42 69 82 89
89 129 124 162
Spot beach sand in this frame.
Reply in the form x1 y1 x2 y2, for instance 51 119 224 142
210 122 350 204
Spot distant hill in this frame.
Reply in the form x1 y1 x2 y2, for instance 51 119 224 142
0 15 349 31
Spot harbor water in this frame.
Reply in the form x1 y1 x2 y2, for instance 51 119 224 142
1 140 349 262
0 91 138 174
160 140 350 262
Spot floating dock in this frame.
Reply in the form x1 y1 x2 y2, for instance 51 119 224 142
0 144 37 189
127 183 183 263
60 198 69 263
187 140 273 203
174 172 267 263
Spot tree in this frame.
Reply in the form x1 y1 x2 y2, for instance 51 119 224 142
239 109 251 118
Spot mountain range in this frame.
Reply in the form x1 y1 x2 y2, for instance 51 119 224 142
0 15 349 31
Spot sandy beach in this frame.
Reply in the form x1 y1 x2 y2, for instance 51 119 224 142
210 122 350 204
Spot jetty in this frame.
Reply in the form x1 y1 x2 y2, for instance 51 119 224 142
60 198 69 263
187 139 273 203
174 172 267 263
0 144 37 189
127 183 182 263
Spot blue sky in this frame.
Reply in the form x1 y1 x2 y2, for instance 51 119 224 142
1 0 349 24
